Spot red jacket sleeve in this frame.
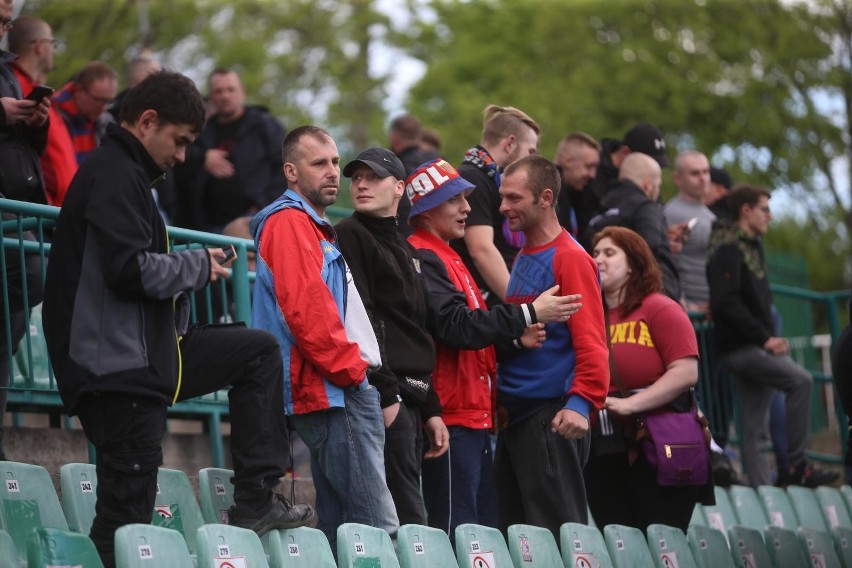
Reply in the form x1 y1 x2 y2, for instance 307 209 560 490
260 211 367 388
553 243 610 411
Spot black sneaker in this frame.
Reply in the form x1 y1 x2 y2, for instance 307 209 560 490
228 493 314 536
778 461 840 488
711 451 746 487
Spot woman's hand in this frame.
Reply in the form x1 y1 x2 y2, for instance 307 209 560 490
604 396 635 416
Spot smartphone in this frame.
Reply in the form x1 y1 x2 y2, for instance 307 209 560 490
216 245 237 265
26 85 54 102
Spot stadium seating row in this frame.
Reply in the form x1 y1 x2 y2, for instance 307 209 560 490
4 457 852 567
693 484 852 536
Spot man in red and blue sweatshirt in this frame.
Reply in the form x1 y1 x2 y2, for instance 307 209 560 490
495 155 609 540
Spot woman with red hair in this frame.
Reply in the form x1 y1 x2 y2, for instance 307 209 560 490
585 226 711 531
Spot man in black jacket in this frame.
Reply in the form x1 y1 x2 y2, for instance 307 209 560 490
186 68 286 232
43 71 312 567
707 184 836 488
335 147 449 526
585 152 681 301
0 1 49 460
586 122 670 215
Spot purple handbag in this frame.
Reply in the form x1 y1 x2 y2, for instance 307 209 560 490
638 406 710 486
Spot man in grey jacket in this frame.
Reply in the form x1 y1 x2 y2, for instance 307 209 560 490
43 71 312 567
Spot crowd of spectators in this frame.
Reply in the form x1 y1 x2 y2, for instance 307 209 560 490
0 4 845 564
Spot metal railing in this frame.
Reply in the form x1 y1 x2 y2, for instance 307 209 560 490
0 198 260 467
3 197 852 471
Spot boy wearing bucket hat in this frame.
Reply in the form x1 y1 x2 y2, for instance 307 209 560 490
406 158 580 534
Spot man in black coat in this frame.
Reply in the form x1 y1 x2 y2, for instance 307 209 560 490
43 71 312 567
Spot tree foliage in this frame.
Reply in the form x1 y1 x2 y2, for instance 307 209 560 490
24 0 406 151
404 0 852 289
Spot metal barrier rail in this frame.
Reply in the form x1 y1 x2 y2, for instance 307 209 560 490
0 198 260 467
3 198 852 470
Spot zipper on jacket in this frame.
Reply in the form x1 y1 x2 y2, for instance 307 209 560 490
166 225 183 405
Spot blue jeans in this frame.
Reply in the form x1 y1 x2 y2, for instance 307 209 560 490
421 426 498 535
290 383 399 551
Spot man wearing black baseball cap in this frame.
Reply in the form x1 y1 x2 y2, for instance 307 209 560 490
584 123 670 250
706 166 733 220
335 147 449 526
622 123 670 168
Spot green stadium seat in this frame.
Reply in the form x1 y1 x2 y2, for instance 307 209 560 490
397 524 458 568
454 523 512 568
336 523 399 568
114 524 193 568
758 485 799 529
703 487 739 537
587 505 597 529
817 487 852 530
264 526 336 568
646 524 698 568
153 468 205 555
788 486 829 531
506 524 562 567
689 504 706 528
729 485 770 532
831 526 852 568
841 486 852 517
0 460 68 561
560 522 613 568
798 526 842 568
687 525 734 568
195 523 269 567
60 462 98 534
764 525 808 568
26 526 104 568
0 529 19 568
198 467 235 524
727 525 771 568
603 524 654 568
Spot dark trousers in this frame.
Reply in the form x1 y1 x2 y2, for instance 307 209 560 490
0 311 26 459
384 401 426 525
422 426 497 535
584 451 703 532
494 400 590 541
0 219 44 458
77 324 289 567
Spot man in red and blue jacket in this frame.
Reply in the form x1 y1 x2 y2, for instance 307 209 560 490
495 155 609 540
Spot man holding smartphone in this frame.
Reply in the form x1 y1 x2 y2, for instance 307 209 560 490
664 150 715 313
43 71 313 568
0 1 50 204
7 14 75 206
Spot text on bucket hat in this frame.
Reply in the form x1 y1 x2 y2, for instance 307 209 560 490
623 123 669 168
342 147 405 180
406 159 475 220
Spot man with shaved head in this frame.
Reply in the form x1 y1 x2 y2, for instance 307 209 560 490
554 131 600 240
665 150 715 312
585 152 681 300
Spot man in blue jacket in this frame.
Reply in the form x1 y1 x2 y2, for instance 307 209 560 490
43 71 312 567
